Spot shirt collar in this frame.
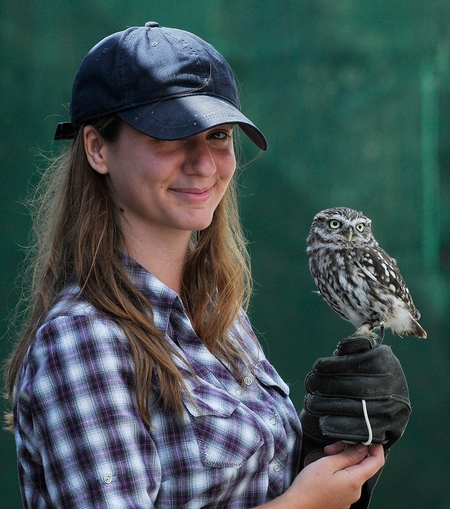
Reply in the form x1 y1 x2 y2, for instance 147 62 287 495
119 252 184 335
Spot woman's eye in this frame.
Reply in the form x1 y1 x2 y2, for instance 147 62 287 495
329 220 341 229
207 125 234 141
209 130 231 140
212 132 227 139
356 223 365 232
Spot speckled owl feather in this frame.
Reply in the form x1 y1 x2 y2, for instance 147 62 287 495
307 207 427 339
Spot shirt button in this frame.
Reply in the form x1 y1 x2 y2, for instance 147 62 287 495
217 407 226 414
269 417 277 426
234 389 243 396
272 462 282 472
243 375 253 386
103 475 112 484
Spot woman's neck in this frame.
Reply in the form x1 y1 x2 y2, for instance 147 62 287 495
122 226 191 294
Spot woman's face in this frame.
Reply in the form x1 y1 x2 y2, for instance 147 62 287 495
91 122 236 246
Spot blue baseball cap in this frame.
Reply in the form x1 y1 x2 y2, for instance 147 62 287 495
54 22 268 150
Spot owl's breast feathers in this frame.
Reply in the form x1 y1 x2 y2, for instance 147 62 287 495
352 246 420 319
308 243 426 338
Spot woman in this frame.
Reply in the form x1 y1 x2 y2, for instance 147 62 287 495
6 22 398 508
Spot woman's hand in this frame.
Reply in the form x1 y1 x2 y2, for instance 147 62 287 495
256 443 385 509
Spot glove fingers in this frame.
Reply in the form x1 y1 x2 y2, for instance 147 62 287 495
320 409 410 445
305 370 397 398
304 394 411 415
302 397 411 445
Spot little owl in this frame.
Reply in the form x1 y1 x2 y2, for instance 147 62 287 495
307 207 427 339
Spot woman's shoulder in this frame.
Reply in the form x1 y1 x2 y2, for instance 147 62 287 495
33 284 128 353
45 284 97 319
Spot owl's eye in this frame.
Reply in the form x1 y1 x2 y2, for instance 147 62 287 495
329 219 341 229
356 223 365 232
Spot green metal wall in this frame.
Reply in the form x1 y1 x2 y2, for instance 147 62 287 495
1 1 449 507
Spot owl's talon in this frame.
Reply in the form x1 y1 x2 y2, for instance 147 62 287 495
352 324 379 341
379 325 385 343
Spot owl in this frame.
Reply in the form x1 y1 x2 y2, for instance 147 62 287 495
307 207 427 339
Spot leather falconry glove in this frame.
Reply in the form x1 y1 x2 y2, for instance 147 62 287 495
299 334 411 458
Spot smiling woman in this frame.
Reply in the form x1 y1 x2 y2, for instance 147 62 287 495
5 21 392 509
88 123 235 245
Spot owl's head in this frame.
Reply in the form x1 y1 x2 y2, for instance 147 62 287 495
307 207 376 247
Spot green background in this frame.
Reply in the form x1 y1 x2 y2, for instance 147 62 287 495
1 1 450 507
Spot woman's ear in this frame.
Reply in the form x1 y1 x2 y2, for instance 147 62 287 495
83 125 110 175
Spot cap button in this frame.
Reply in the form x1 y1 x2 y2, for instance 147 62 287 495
145 21 160 28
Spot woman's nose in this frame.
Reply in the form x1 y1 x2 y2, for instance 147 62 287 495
182 137 217 176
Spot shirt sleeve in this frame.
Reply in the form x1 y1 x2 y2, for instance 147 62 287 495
15 313 161 509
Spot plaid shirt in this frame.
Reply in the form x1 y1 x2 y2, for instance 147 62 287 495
14 255 302 508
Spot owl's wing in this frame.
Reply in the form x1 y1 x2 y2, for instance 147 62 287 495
354 247 421 320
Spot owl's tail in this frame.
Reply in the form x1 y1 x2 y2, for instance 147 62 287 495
405 318 427 339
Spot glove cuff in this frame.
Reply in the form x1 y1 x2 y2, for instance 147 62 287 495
299 428 329 468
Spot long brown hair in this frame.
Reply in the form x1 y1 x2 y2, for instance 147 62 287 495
5 116 253 427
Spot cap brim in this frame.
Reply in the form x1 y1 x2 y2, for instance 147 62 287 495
117 95 268 150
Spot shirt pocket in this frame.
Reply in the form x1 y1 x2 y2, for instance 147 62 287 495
254 360 303 437
183 384 264 468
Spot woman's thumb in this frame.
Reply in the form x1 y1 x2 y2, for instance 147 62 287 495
333 443 369 469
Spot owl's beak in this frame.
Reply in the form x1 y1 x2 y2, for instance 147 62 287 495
347 228 354 241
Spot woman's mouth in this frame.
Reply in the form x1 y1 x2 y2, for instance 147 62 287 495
170 187 213 202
